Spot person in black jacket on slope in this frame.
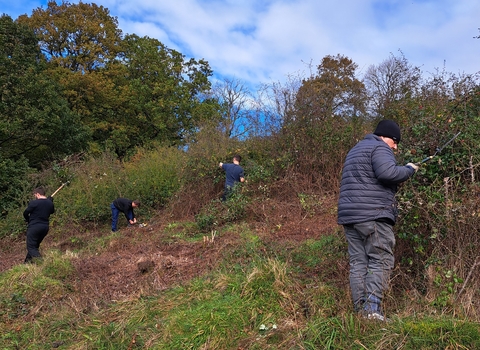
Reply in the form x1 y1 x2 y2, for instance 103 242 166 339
337 120 419 321
23 187 55 263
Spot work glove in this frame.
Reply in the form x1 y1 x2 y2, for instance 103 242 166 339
406 162 419 172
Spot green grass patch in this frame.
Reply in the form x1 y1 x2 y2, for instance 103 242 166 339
163 221 204 242
291 234 346 269
400 317 480 349
2 240 480 349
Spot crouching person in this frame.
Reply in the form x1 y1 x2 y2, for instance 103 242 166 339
111 198 140 232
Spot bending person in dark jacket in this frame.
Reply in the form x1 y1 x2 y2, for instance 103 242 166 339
23 187 55 263
111 198 140 232
337 120 419 321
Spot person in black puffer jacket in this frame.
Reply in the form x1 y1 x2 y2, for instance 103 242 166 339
338 120 419 321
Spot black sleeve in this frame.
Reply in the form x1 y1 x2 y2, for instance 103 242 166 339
23 202 32 222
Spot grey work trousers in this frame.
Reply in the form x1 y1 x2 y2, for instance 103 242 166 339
344 221 395 312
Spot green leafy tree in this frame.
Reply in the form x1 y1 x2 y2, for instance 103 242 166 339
109 34 214 155
0 14 89 167
47 65 127 156
295 54 367 122
17 2 215 158
17 0 122 72
16 1 126 156
0 156 32 218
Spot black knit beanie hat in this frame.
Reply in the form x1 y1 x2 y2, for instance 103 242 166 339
374 120 401 143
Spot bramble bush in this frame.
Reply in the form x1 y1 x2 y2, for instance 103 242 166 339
393 87 480 313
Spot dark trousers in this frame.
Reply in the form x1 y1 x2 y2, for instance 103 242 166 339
111 203 120 232
25 224 49 263
222 186 233 202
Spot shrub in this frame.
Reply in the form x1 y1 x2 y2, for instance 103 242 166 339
123 146 186 208
195 186 249 232
52 152 124 226
0 157 34 237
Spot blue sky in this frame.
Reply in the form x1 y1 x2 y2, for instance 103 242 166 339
2 0 479 87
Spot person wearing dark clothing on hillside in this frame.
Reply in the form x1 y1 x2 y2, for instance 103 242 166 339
337 120 419 321
111 198 140 232
219 154 245 201
23 187 55 263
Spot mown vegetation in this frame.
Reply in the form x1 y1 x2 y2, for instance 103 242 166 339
1 1 480 349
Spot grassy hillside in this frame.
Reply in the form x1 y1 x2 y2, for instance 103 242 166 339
2 103 480 348
2 175 480 349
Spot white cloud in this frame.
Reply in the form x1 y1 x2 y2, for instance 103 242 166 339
5 0 480 85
